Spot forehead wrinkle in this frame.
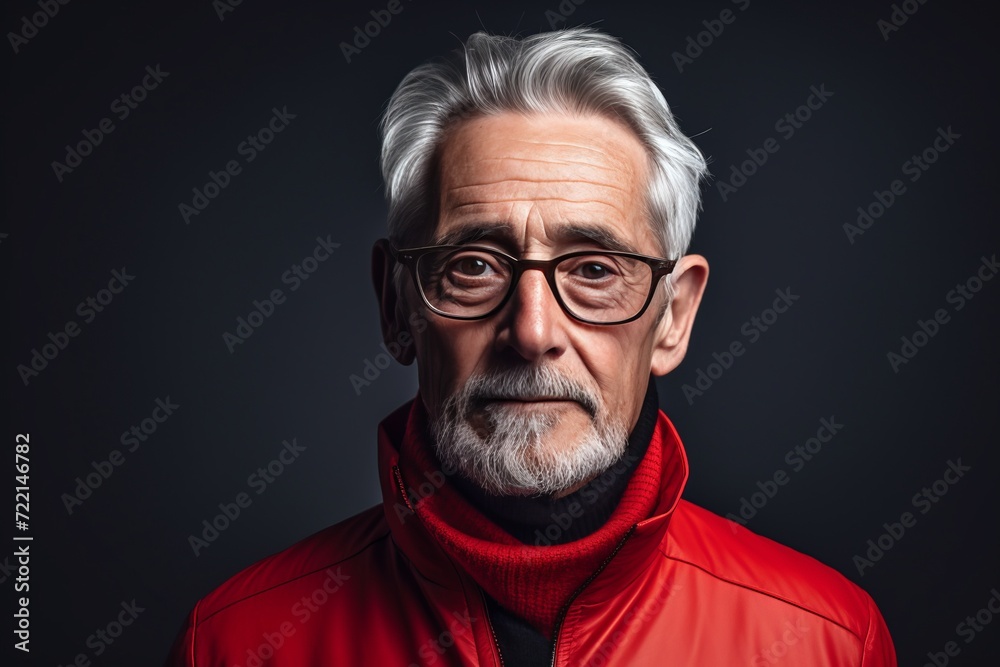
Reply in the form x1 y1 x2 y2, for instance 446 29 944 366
479 156 618 172
476 144 637 178
442 175 634 218
452 153 633 185
513 137 641 177
449 198 627 214
513 137 610 156
447 177 631 191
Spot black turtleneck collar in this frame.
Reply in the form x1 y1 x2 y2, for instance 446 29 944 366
448 375 660 545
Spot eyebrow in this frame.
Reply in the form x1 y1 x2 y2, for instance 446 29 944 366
434 223 504 247
433 221 640 254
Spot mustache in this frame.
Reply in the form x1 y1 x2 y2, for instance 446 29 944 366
461 366 599 418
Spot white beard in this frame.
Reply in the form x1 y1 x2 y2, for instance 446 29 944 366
429 365 629 497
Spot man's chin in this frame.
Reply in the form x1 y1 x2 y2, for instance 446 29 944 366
465 413 597 455
456 423 604 494
432 400 625 498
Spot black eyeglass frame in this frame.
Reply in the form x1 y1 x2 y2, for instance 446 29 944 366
388 243 678 325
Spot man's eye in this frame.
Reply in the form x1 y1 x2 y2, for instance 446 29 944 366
576 262 613 280
450 256 492 276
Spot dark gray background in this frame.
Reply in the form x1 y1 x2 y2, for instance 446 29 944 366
4 0 998 664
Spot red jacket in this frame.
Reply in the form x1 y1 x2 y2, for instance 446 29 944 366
166 398 896 666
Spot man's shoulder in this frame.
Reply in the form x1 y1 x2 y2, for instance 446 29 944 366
193 503 388 624
665 499 877 640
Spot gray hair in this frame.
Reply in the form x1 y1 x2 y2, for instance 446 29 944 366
380 27 709 312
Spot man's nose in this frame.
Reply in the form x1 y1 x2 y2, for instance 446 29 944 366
495 268 567 362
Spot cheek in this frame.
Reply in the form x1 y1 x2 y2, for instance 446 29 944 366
414 328 450 408
580 330 646 381
414 323 493 413
578 328 655 409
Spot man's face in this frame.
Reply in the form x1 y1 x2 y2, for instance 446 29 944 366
382 111 705 497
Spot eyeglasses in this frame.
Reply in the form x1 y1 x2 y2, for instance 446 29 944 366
389 243 676 325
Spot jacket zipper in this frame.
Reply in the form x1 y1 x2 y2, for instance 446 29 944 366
392 465 412 511
478 586 506 666
548 525 636 667
395 465 506 665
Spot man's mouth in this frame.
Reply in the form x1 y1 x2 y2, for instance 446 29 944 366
479 395 577 405
471 396 588 415
487 396 572 402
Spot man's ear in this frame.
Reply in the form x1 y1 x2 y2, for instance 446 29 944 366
371 239 416 366
650 254 709 376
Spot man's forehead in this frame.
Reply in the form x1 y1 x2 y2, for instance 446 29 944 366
432 112 655 254
438 112 646 183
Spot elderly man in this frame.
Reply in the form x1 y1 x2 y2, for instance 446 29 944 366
167 27 896 666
